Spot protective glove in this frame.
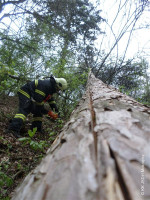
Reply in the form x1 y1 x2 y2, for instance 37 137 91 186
48 110 58 120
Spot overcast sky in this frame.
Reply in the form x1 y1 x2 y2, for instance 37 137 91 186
90 0 150 66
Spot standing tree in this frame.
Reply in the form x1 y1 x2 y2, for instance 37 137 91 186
11 72 150 200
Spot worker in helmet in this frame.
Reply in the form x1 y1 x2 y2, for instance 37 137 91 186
6 76 67 138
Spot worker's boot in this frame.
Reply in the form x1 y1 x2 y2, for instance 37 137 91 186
31 120 42 132
5 129 22 138
6 118 23 138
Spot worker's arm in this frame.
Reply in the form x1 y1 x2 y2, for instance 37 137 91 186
33 80 46 104
48 97 58 113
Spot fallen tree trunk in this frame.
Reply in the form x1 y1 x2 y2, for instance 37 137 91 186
12 72 150 200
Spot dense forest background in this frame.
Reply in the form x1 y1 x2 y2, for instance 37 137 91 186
0 0 150 115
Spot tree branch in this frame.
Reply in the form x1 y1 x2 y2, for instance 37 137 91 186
0 0 27 13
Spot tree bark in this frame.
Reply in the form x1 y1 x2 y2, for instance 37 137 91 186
12 72 150 200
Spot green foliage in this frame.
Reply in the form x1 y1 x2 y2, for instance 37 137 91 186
0 36 36 94
56 119 64 128
28 127 37 138
95 57 150 105
28 0 103 44
18 137 47 152
30 140 47 151
0 165 13 199
0 62 15 94
0 170 13 188
19 128 48 152
0 136 13 152
49 131 56 136
0 0 101 97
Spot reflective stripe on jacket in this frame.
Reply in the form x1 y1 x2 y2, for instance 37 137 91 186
17 78 58 112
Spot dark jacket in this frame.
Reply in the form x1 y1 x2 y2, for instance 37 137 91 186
18 77 58 112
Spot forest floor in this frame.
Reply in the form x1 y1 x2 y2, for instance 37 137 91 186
0 96 65 200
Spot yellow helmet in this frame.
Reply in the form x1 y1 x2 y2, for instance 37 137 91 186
55 78 67 90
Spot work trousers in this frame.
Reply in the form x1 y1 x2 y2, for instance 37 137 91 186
8 93 45 133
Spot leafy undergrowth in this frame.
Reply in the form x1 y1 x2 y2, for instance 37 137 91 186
0 96 65 200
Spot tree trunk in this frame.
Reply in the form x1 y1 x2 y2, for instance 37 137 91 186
12 72 150 200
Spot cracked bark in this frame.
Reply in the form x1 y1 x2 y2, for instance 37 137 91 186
12 72 150 200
